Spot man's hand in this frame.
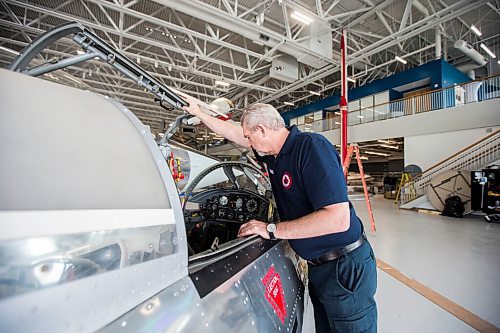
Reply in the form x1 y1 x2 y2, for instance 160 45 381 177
181 93 203 117
238 219 269 239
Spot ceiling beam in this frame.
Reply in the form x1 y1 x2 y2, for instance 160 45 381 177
259 0 486 104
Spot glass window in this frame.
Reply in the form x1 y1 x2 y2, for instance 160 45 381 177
374 91 389 120
360 96 374 122
313 111 323 121
348 100 360 125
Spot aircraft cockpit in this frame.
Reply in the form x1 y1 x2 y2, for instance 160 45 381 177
182 162 278 255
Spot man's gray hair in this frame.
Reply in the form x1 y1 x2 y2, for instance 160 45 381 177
241 103 286 131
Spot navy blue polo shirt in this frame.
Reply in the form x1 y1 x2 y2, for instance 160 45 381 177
256 126 362 260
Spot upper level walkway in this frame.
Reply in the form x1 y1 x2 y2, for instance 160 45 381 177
297 74 500 138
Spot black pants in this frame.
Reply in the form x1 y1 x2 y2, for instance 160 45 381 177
308 240 378 333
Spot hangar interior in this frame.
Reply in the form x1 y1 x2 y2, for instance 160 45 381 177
0 0 499 332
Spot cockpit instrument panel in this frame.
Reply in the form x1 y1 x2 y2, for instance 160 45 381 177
200 191 271 223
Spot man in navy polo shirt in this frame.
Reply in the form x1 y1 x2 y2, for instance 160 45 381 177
183 100 377 333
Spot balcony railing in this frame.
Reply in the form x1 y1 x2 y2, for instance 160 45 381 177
297 74 500 132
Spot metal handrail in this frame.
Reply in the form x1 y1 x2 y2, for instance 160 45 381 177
297 74 500 132
350 74 500 124
398 129 500 205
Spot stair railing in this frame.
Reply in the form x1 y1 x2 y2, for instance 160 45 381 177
399 129 500 205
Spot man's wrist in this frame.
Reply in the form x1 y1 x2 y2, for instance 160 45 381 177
266 223 277 240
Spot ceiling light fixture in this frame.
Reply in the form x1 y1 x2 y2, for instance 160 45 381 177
76 50 85 55
480 43 496 58
356 115 364 118
44 73 59 81
346 77 356 83
309 90 321 96
364 151 390 156
359 156 368 160
470 25 482 37
379 144 399 149
284 101 294 106
64 74 83 85
0 46 20 55
215 80 230 87
291 11 313 25
377 139 395 144
395 56 407 64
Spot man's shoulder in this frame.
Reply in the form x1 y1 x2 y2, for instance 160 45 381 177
294 132 339 162
295 131 330 146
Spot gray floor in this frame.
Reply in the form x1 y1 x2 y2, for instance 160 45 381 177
359 196 500 332
303 195 500 332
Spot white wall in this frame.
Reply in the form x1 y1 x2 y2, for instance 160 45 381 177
322 98 499 145
322 99 499 168
405 127 499 171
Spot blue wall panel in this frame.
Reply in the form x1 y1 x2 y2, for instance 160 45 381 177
282 59 471 123
441 60 471 88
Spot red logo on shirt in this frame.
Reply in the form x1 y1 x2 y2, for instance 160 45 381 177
282 172 292 189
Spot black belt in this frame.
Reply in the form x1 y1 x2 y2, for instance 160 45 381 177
307 235 365 266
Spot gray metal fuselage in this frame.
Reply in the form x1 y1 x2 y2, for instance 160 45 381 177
0 23 305 331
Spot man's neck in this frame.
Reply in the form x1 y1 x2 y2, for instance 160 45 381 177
272 127 290 157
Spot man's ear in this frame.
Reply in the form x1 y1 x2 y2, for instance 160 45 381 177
257 124 266 136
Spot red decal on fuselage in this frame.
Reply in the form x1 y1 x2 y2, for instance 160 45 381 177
262 265 287 324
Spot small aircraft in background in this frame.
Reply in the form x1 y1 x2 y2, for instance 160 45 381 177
0 22 305 333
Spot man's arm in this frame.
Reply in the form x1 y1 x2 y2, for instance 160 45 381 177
237 202 350 239
182 94 249 148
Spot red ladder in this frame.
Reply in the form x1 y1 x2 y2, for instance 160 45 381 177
342 145 376 232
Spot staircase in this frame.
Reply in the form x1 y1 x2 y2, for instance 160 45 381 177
398 129 500 209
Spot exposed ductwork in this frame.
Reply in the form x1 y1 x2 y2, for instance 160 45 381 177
413 0 430 17
153 0 333 69
454 40 490 79
435 30 442 59
413 0 442 61
457 63 479 79
454 40 488 66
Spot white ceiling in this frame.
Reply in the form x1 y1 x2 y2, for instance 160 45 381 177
0 0 498 145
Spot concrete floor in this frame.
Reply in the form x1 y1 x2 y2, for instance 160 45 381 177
303 195 500 332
